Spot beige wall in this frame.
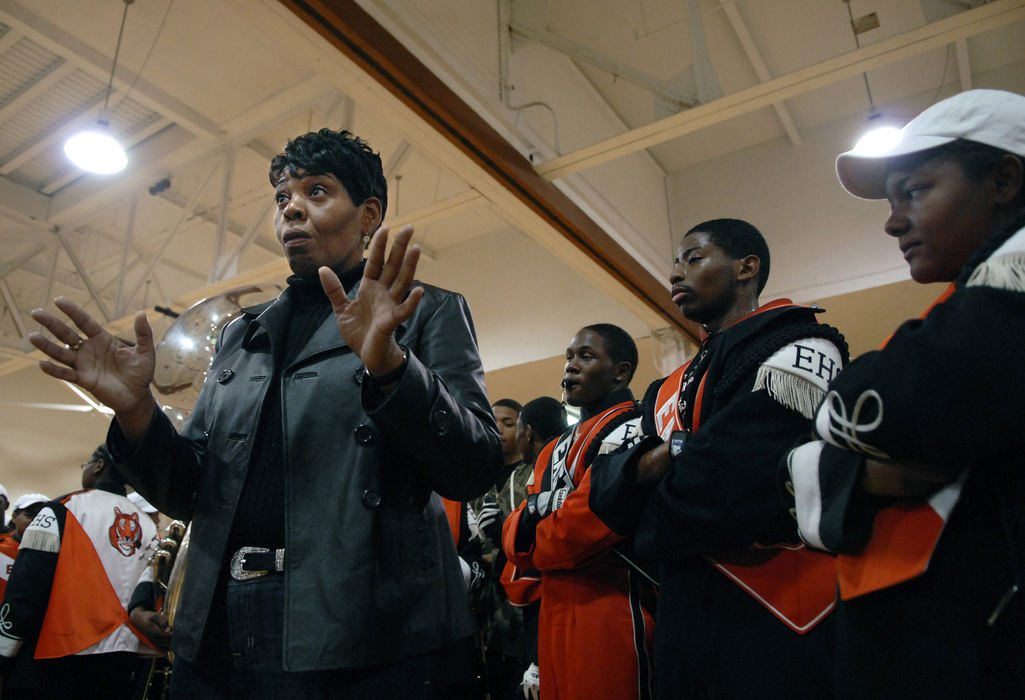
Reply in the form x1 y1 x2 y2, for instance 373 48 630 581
485 335 668 407
483 277 950 408
809 279 949 358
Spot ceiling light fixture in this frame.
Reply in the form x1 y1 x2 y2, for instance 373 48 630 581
842 1 902 156
63 0 133 174
851 125 902 156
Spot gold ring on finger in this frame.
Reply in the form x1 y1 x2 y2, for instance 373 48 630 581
67 338 84 351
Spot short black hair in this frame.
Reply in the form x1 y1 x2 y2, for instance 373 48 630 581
269 129 388 220
492 398 523 413
582 323 638 384
685 218 771 293
91 444 113 465
519 397 568 442
15 502 46 519
90 444 125 485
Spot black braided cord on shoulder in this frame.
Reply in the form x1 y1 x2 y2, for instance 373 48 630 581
714 322 849 403
582 404 644 469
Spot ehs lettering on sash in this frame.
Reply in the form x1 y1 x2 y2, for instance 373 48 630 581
774 337 843 387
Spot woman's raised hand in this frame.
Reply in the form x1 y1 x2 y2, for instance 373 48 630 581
29 297 157 436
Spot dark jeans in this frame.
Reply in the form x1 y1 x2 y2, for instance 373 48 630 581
170 574 475 699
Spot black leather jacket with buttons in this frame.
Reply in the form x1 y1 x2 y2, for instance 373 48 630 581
109 279 504 671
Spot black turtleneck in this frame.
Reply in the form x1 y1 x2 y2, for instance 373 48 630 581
225 262 364 556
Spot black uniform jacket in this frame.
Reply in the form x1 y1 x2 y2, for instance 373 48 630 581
109 278 504 671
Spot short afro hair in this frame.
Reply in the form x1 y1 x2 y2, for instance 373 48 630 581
91 444 113 465
581 323 638 384
519 397 568 443
492 398 523 413
685 218 770 293
269 128 388 220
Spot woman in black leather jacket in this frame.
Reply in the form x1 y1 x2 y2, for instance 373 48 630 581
29 129 505 698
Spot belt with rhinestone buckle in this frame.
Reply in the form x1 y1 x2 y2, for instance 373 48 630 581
229 546 285 581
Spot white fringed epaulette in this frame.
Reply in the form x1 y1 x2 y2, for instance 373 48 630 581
597 416 643 456
967 225 1025 292
967 252 1025 292
753 337 843 419
20 505 60 554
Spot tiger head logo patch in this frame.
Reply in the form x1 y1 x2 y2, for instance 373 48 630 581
109 507 143 557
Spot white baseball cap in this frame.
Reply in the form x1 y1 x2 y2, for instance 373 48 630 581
12 493 49 512
836 89 1025 200
0 485 8 504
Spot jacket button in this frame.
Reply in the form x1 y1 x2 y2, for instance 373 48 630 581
432 408 450 435
361 489 382 509
216 369 235 384
354 424 376 446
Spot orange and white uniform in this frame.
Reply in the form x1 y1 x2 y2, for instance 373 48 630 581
0 533 18 602
0 484 158 676
503 392 654 700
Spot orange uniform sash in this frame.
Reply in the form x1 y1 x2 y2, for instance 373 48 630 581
655 356 836 633
34 512 132 659
835 284 959 600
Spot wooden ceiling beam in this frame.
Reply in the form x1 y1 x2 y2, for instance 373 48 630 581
276 0 698 342
536 0 1025 179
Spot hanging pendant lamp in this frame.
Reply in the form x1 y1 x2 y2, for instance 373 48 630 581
64 0 132 174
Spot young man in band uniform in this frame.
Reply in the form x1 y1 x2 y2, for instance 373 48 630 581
503 324 655 700
590 219 847 698
785 89 1025 698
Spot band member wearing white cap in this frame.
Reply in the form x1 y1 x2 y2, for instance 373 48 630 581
0 493 50 601
0 487 41 602
0 486 9 535
785 89 1025 697
6 495 49 542
0 446 158 698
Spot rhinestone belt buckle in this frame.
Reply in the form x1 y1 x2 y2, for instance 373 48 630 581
230 546 270 581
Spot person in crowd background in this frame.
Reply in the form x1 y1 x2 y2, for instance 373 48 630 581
460 398 528 700
503 324 654 700
0 493 51 603
590 219 847 698
26 127 504 698
0 486 13 603
0 445 159 699
500 396 567 699
0 487 10 535
492 399 525 486
785 88 1025 698
1 489 49 605
5 495 49 544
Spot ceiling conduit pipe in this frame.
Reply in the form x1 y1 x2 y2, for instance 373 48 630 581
498 0 562 158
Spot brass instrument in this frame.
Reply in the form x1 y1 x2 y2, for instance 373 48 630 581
140 520 190 700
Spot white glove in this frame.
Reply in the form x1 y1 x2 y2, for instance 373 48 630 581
466 502 482 541
476 496 501 536
535 487 569 517
521 662 540 700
